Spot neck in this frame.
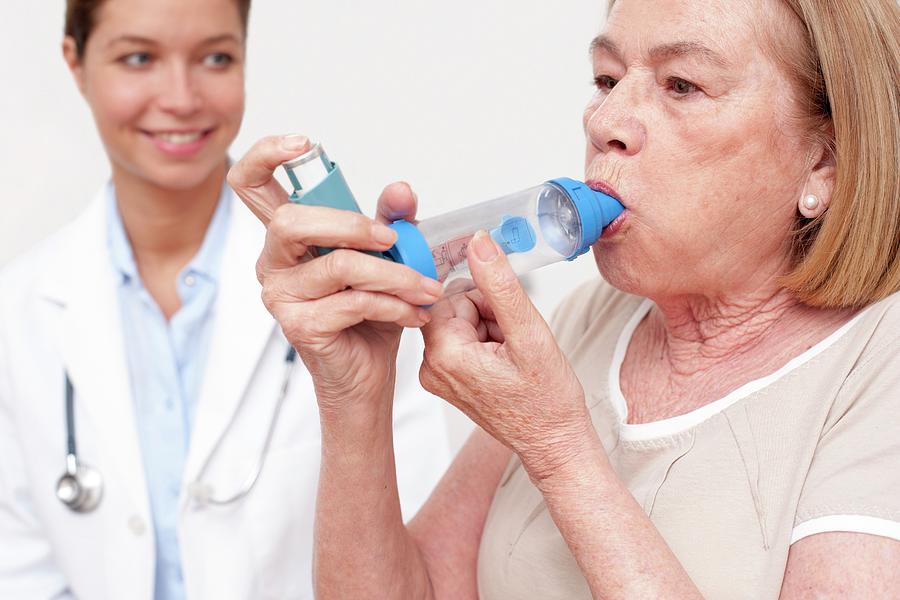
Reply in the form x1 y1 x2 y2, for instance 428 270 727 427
112 162 226 270
644 283 852 377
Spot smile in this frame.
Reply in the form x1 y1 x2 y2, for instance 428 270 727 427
153 131 205 144
140 128 215 157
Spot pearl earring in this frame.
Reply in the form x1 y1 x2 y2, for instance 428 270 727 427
799 193 822 218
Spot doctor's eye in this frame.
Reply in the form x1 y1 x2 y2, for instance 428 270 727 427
203 53 234 68
120 52 153 68
593 75 618 91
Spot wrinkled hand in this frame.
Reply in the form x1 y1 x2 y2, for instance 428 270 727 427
228 134 442 415
420 231 593 481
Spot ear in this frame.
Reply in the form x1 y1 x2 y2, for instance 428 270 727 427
805 138 836 212
62 36 86 95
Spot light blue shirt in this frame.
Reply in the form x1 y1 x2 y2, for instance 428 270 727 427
106 184 231 600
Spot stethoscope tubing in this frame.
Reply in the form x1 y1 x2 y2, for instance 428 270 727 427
190 345 297 505
59 344 297 512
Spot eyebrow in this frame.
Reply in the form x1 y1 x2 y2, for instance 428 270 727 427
589 35 730 68
107 33 241 48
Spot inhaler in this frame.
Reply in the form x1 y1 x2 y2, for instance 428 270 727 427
282 143 625 286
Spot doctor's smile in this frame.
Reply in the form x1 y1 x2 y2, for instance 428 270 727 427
141 128 218 158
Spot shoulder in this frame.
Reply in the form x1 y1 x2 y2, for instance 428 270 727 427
857 290 900 354
0 187 104 302
838 291 900 389
548 277 643 352
0 224 79 310
805 290 900 448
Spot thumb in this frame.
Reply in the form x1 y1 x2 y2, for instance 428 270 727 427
466 230 554 353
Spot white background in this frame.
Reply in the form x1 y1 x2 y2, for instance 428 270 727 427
0 1 607 451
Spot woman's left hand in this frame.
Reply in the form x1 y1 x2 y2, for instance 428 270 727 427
420 230 594 482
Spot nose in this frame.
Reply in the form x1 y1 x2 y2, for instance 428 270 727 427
585 80 645 157
156 61 202 117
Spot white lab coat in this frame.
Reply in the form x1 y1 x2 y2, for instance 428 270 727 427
0 188 451 600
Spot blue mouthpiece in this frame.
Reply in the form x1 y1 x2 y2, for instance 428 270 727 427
547 177 625 259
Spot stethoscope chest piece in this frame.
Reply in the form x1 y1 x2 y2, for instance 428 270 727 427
56 456 103 513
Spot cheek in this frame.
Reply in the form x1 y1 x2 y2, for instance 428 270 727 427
583 97 603 165
670 102 802 210
205 73 245 126
637 114 802 268
86 76 151 131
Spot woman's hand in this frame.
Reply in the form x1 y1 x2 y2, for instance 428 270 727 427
420 230 594 482
227 134 443 415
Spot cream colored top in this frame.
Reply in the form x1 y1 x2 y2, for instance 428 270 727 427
477 280 900 600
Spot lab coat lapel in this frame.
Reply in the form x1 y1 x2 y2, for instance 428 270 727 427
39 189 151 512
184 191 276 483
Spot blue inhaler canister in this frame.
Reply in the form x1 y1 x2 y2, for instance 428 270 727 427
282 143 625 286
282 143 362 256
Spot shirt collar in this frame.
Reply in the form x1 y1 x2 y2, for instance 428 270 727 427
105 181 232 287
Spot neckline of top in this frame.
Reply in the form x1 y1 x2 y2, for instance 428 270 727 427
606 297 870 443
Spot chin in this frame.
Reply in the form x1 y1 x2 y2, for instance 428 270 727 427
128 156 226 192
591 245 646 297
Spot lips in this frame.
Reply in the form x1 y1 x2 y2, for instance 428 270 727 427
142 128 214 144
600 209 627 237
585 179 625 207
155 131 204 144
585 179 628 238
140 127 215 157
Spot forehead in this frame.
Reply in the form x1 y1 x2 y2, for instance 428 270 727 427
91 0 243 44
599 0 767 59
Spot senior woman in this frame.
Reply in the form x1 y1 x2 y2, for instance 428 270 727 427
228 0 900 597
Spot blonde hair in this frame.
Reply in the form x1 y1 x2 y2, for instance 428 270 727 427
778 0 900 308
606 0 900 308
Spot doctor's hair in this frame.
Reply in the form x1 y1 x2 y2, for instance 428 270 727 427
64 0 253 59
606 0 900 309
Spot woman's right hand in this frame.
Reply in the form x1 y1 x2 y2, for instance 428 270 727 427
227 134 443 416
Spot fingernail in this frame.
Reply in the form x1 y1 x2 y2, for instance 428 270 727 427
281 134 309 152
372 224 397 246
418 309 432 324
471 230 498 262
421 277 443 297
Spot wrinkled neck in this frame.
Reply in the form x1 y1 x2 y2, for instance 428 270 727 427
642 287 849 377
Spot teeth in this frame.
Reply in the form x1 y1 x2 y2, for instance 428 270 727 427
155 131 203 144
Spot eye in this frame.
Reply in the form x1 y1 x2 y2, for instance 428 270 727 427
667 77 698 96
203 53 233 68
593 75 618 91
121 52 152 67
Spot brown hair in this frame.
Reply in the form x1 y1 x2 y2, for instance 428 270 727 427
606 0 900 308
64 0 252 58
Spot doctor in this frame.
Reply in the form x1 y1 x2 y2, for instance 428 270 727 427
0 0 449 598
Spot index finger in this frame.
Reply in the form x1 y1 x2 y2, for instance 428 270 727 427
227 134 311 225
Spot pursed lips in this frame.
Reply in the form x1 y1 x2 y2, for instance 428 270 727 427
585 178 626 208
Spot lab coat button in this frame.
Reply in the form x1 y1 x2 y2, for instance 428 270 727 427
128 515 146 536
184 274 196 287
187 481 211 505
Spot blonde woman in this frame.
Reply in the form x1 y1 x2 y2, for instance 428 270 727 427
230 0 900 597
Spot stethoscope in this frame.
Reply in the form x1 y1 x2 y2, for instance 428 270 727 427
56 345 298 513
